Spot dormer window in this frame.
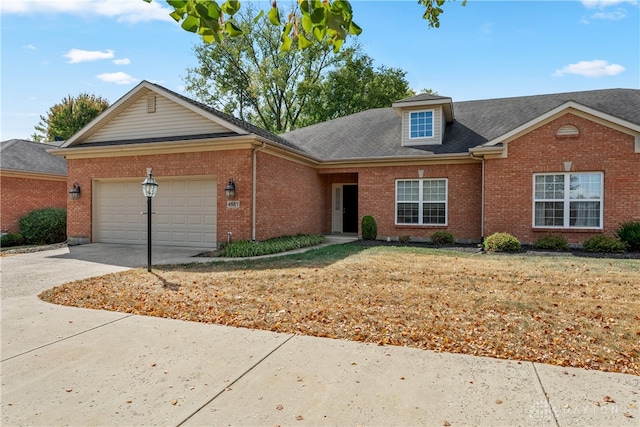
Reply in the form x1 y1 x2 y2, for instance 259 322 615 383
410 110 434 139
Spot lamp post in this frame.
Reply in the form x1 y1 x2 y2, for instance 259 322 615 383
141 168 158 272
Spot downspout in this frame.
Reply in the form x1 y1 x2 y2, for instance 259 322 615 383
470 151 485 244
252 142 267 241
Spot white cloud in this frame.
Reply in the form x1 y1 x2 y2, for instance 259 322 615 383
23 44 37 50
113 58 131 65
1 0 173 23
96 72 138 85
590 8 627 19
554 60 626 77
64 48 114 63
581 0 638 8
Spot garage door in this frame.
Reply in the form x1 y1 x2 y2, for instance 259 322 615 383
94 178 217 248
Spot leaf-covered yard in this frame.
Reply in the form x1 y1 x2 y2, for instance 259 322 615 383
40 244 640 376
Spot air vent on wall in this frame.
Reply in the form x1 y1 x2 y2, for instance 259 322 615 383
556 124 579 137
147 95 156 113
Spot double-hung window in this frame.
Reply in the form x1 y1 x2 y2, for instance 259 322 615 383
410 110 434 139
396 179 447 225
533 172 603 228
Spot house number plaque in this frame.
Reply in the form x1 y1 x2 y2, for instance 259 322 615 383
227 201 240 208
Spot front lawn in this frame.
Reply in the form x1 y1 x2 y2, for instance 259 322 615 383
39 244 640 375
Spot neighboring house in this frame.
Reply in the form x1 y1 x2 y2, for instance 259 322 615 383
1 139 68 234
50 81 640 248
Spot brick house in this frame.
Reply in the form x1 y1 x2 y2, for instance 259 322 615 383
51 81 640 248
1 139 67 234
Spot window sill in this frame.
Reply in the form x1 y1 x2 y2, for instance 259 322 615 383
532 228 603 233
395 224 448 229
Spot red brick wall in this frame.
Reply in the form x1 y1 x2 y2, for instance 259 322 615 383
484 113 640 244
255 152 326 240
1 175 67 233
320 163 483 242
67 149 253 243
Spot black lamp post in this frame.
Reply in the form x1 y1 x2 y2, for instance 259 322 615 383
141 168 158 272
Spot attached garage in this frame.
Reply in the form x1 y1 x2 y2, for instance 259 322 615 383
93 177 217 248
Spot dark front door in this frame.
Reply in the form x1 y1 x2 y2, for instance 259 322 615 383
342 185 358 233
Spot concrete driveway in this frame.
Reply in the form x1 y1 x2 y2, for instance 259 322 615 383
1 244 639 426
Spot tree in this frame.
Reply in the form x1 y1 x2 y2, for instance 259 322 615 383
32 93 109 142
145 0 466 52
298 51 414 127
184 5 347 133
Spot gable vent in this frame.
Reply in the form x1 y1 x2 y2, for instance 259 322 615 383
556 124 579 137
147 95 156 113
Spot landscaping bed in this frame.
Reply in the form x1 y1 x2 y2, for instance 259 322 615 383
40 243 640 376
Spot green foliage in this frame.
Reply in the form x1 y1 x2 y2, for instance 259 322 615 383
297 50 414 127
582 235 627 253
430 230 454 245
616 221 640 252
148 0 464 52
220 234 325 257
32 93 109 142
533 234 569 251
484 232 521 253
399 235 411 244
184 5 347 133
361 215 377 240
1 233 25 248
18 208 67 245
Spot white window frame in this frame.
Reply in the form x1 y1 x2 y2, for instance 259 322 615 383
532 172 604 229
409 109 434 139
395 178 448 226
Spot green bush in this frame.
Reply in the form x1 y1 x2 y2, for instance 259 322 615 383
18 208 67 245
1 232 25 248
582 235 627 253
398 235 411 244
430 231 454 245
616 221 640 252
220 234 324 258
361 215 377 240
534 234 569 251
484 232 521 253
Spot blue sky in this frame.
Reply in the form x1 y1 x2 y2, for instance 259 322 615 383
1 0 638 141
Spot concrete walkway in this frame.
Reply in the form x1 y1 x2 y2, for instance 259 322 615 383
1 241 638 426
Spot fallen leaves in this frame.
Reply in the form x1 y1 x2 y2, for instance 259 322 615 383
38 246 640 376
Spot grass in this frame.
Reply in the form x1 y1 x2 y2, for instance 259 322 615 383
39 244 640 376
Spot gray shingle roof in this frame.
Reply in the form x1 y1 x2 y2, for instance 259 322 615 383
0 139 67 175
282 88 640 160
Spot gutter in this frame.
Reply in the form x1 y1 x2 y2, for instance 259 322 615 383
252 142 267 241
469 151 485 242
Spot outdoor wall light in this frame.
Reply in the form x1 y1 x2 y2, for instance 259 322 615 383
224 178 236 200
69 183 81 200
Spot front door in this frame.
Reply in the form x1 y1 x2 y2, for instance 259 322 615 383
332 184 358 233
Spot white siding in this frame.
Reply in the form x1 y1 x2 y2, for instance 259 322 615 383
401 106 444 146
85 94 231 143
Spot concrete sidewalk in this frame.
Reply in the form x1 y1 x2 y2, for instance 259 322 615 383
1 243 638 426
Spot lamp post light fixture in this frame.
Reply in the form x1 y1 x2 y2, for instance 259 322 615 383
69 183 81 200
141 168 158 272
224 178 236 200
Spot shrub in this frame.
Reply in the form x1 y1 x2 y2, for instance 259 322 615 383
398 235 411 244
361 215 377 240
219 234 324 258
1 232 25 248
534 234 569 251
484 232 521 253
582 235 627 253
18 208 67 245
430 231 454 245
616 221 640 252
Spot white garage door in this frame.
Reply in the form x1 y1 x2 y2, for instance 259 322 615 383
94 178 217 248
